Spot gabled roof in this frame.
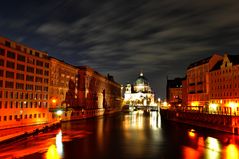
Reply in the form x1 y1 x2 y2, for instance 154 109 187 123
210 60 223 72
187 56 212 69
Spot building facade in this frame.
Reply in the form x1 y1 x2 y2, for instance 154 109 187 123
166 78 184 106
209 54 239 114
186 54 222 106
77 66 122 110
49 57 78 109
0 36 122 129
124 73 155 106
0 36 53 129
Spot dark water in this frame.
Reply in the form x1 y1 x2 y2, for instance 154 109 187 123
0 111 239 159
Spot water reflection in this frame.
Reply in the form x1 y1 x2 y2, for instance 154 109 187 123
46 145 60 159
182 128 239 159
56 130 63 157
123 111 161 130
2 112 239 158
205 137 221 159
225 144 239 159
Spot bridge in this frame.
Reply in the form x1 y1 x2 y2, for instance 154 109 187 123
129 105 159 111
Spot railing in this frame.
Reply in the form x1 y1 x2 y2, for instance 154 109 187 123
169 106 239 116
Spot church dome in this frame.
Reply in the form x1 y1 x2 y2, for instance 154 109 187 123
135 73 149 86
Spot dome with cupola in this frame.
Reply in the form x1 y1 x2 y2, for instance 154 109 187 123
134 72 152 93
135 72 149 86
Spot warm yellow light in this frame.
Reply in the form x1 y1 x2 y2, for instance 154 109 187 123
52 99 57 104
163 101 168 107
46 145 60 159
209 103 218 111
228 102 238 109
56 110 63 116
191 101 199 106
205 137 221 152
226 144 239 159
188 129 196 138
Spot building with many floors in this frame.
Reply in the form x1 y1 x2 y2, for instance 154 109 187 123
178 53 239 114
0 36 53 129
78 66 122 110
0 36 122 129
209 54 239 113
186 54 222 106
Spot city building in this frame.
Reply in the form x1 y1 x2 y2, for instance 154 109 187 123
209 54 239 114
166 77 184 106
0 36 53 129
77 66 122 110
124 72 155 106
49 57 79 119
186 54 222 106
0 36 123 129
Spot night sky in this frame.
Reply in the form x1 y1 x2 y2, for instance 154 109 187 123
1 0 239 98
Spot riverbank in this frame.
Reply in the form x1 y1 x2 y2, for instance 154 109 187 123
0 107 122 143
160 108 239 134
0 121 60 144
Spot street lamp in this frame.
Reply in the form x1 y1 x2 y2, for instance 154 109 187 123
52 98 57 104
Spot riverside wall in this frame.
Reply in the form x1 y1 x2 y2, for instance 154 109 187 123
160 108 239 134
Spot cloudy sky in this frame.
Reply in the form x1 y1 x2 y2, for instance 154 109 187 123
1 0 239 98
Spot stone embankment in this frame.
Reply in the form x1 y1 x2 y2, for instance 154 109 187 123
160 108 239 134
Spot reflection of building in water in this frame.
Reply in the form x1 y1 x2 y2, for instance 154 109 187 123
124 73 155 106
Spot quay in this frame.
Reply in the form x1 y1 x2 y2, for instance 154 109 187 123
0 121 61 144
160 106 239 134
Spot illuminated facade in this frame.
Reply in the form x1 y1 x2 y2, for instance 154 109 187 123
209 54 239 113
186 54 222 106
0 36 52 129
78 66 122 110
124 73 155 106
49 57 78 109
0 36 122 128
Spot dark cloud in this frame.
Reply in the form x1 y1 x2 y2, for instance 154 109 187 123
1 0 239 98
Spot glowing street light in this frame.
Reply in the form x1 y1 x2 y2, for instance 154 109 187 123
56 110 63 116
52 98 57 104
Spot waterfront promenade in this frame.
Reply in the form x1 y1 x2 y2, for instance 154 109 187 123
160 106 239 134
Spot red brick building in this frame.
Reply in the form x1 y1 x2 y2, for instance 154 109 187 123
209 54 239 113
49 57 78 109
186 54 222 106
0 36 123 128
0 36 52 129
78 66 122 110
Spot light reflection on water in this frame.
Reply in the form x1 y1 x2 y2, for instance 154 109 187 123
182 129 239 159
1 112 239 158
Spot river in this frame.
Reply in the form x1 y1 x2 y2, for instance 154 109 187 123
0 111 239 159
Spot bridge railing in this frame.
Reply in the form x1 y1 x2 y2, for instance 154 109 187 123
168 106 238 116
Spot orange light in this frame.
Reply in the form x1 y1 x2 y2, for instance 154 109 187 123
188 129 196 138
52 99 56 104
